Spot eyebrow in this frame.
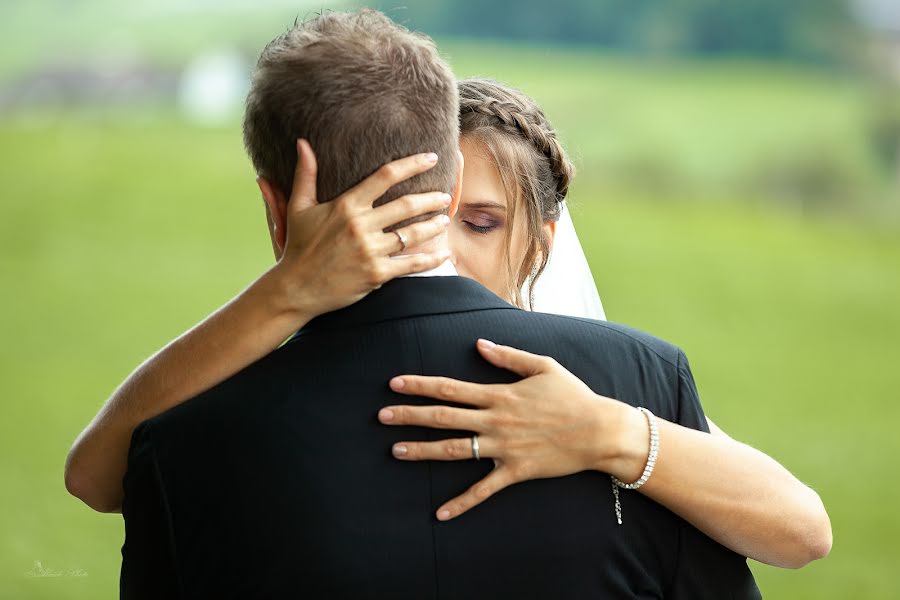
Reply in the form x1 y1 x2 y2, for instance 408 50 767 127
463 201 506 211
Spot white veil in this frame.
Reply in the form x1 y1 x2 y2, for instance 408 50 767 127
525 202 606 320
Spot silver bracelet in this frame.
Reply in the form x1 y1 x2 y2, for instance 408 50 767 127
610 407 659 525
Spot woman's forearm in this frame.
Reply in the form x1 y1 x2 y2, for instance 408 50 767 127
605 406 832 568
64 263 311 513
65 144 453 514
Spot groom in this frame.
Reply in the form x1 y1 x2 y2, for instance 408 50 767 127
120 9 760 599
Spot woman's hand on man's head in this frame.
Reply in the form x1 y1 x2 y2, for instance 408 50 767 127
272 139 454 319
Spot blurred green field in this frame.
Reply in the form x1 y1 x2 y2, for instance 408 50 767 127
2 44 899 599
447 41 889 204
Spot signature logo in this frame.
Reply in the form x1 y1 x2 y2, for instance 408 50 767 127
24 560 88 578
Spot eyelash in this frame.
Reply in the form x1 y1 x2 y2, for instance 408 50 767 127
464 222 497 234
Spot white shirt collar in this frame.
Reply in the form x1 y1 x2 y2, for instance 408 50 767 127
397 257 458 278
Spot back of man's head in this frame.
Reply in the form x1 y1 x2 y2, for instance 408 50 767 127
243 9 459 208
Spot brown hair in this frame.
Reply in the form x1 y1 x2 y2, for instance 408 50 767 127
458 78 575 309
243 9 459 218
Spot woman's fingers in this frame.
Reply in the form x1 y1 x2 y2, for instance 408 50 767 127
377 403 485 430
289 139 319 213
379 250 452 282
435 466 516 521
390 436 493 461
378 213 451 256
475 339 554 377
348 211 450 286
370 191 452 230
388 375 500 407
346 152 439 211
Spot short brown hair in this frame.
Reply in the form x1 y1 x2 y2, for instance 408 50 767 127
243 9 459 210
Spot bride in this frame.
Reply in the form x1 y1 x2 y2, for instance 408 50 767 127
65 77 831 569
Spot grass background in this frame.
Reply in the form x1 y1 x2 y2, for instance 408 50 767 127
1 41 899 598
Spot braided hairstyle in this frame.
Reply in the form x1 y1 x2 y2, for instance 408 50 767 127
458 77 575 309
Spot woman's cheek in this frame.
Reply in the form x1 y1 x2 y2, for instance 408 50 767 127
448 224 486 281
447 223 471 277
470 244 505 292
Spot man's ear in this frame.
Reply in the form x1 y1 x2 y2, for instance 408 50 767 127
448 149 465 218
257 176 289 260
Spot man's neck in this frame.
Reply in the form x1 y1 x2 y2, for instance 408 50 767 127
398 258 457 278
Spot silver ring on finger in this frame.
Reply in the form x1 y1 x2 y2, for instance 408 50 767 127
471 434 480 460
394 230 408 252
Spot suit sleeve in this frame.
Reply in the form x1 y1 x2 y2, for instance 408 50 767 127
674 348 710 433
667 522 763 599
119 420 182 599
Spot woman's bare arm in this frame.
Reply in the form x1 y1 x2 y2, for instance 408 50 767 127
64 266 314 512
379 340 832 569
611 410 832 568
65 142 453 513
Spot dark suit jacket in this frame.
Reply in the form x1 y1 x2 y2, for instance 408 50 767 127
120 275 761 599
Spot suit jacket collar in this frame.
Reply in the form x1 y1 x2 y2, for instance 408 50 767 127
289 276 518 340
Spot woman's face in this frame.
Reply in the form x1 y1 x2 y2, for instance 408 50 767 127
449 137 528 303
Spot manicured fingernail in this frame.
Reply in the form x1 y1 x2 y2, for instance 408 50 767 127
379 408 394 421
437 509 451 521
390 377 405 390
392 444 407 457
423 153 438 164
478 338 496 349
441 193 452 206
438 214 451 226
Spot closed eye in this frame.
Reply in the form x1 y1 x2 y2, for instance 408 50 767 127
464 221 497 234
